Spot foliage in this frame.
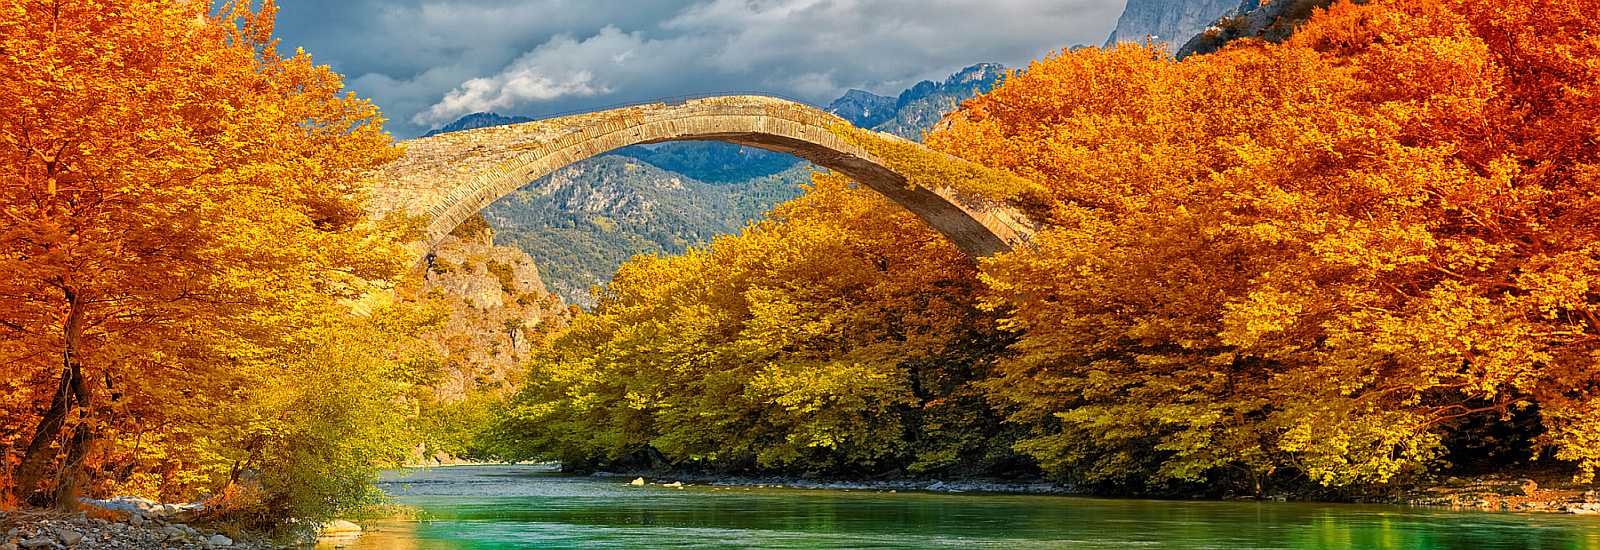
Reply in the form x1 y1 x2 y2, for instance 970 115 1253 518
829 123 1054 216
494 0 1600 496
206 304 438 534
0 0 422 523
929 0 1600 489
495 173 1018 475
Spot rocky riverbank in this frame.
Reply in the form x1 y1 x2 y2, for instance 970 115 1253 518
596 470 1600 515
1385 474 1600 515
595 471 1077 495
0 509 275 550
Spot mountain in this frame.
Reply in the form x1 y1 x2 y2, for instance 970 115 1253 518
481 155 755 303
827 89 898 128
423 64 1006 307
1104 0 1245 54
614 141 800 184
875 63 1006 140
1176 0 1332 59
421 112 534 137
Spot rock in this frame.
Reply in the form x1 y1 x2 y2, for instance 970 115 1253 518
127 513 145 527
206 534 233 547
322 520 362 535
663 481 684 489
55 528 83 546
1104 0 1244 54
0 542 16 550
1176 0 1338 59
630 477 646 487
18 538 52 550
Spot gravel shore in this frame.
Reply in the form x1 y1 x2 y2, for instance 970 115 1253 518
0 509 279 550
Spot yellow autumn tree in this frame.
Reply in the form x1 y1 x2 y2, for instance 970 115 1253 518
0 0 413 510
496 173 1017 475
932 0 1600 489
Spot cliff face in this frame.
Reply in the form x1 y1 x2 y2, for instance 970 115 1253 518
417 218 570 400
1176 0 1335 59
1104 0 1246 54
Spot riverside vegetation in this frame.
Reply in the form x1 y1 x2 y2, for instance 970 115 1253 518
485 0 1600 499
2 0 1599 545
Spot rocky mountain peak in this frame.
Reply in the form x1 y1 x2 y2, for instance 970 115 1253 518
948 63 1005 85
422 112 535 138
827 89 897 128
1104 0 1245 54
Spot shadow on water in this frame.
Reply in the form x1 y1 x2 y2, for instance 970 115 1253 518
340 465 1600 550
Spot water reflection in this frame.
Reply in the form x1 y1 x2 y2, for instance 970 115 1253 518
341 465 1600 550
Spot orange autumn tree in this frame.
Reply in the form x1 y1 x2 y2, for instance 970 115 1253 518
932 0 1600 489
496 173 1016 475
0 0 407 507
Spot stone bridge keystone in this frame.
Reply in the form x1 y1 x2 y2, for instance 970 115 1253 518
364 96 1035 263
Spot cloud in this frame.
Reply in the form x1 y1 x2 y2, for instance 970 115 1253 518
412 27 642 125
271 0 1125 137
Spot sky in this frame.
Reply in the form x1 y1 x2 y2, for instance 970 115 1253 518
271 0 1127 138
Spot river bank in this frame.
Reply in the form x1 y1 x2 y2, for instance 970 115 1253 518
0 508 273 550
590 470 1076 495
583 467 1600 516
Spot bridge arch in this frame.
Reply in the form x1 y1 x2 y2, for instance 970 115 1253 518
365 96 1035 260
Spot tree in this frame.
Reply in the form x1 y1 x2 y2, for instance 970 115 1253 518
0 0 405 506
931 0 1600 489
496 173 1017 475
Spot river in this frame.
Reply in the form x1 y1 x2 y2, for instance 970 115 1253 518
340 465 1600 549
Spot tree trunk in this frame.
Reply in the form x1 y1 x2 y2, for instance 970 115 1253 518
12 287 90 508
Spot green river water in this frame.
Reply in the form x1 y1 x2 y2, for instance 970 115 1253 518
341 465 1600 549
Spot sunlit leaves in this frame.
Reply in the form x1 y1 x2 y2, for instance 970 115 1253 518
938 0 1600 487
0 0 409 513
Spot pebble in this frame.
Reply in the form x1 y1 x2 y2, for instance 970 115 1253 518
1 513 278 550
56 528 83 546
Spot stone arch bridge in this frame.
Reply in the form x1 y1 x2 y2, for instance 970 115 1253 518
364 95 1037 261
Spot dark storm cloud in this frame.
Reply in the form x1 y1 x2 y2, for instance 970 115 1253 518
271 0 1124 137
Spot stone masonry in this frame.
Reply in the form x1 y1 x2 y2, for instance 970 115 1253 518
363 95 1036 261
